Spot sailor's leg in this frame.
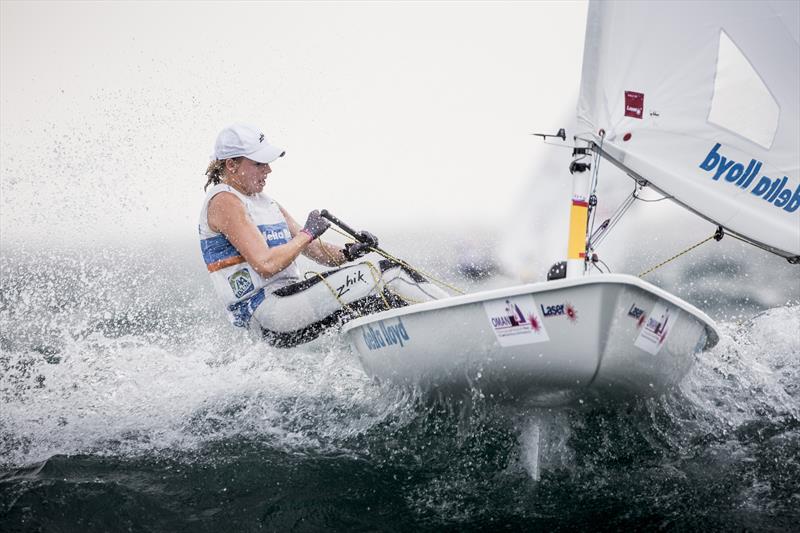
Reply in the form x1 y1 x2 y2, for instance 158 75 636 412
252 262 392 347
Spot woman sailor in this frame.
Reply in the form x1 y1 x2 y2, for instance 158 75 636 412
198 123 389 347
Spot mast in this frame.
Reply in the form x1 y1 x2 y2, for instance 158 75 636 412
565 142 592 277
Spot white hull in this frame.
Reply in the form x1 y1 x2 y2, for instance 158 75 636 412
342 274 719 401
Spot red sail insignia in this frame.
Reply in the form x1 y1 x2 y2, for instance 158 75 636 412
625 91 644 119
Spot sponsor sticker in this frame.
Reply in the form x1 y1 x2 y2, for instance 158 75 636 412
634 302 680 355
228 268 255 299
362 318 410 351
260 223 292 247
540 302 578 323
483 295 549 347
627 302 646 328
624 90 644 119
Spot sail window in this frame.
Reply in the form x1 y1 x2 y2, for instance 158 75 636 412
708 30 779 149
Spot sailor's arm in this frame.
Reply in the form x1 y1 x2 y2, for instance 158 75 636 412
279 205 347 266
207 192 314 278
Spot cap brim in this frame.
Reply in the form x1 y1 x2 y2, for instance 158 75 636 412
246 143 285 164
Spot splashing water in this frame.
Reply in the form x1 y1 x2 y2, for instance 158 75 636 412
1 243 798 529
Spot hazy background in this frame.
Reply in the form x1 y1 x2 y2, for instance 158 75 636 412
1 1 588 247
3 0 796 308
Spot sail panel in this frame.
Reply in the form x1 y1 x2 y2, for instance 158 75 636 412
577 0 800 257
708 30 779 150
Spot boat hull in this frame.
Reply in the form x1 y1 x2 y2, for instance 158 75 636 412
341 274 719 401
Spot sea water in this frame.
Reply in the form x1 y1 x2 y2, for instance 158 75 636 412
1 241 798 531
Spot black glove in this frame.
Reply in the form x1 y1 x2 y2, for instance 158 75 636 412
302 210 330 240
342 231 379 261
343 242 371 261
354 230 379 247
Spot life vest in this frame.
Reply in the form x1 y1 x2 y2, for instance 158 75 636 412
198 184 300 326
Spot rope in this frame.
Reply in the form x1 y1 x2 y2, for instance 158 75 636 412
325 226 465 295
637 233 718 278
316 236 343 266
585 135 605 245
303 260 392 314
588 188 637 250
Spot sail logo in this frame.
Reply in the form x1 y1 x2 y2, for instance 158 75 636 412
698 143 799 213
362 318 410 350
483 295 549 347
624 90 644 119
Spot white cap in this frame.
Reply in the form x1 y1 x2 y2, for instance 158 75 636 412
213 123 285 163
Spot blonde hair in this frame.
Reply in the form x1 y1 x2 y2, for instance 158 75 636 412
204 157 241 191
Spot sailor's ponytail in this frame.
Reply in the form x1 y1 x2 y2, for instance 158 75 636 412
204 159 225 191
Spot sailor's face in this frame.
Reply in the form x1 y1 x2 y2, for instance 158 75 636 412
233 158 271 195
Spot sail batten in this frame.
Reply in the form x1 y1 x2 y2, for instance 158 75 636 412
578 0 800 258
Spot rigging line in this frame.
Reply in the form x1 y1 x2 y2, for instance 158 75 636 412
573 132 598 144
591 194 634 248
712 226 798 263
586 155 602 243
585 135 606 248
637 232 718 278
595 189 636 245
633 190 674 202
539 141 576 150
304 261 392 312
596 257 612 273
720 229 792 261
725 230 759 246
588 187 637 249
325 225 465 295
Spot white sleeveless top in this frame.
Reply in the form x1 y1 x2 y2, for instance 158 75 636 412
198 184 301 327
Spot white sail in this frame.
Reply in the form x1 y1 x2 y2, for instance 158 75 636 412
577 0 800 258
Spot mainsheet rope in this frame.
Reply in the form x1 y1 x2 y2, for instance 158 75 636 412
303 260 391 311
320 226 465 295
637 230 721 278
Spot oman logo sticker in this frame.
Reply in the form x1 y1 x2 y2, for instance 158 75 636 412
634 302 680 355
483 295 549 347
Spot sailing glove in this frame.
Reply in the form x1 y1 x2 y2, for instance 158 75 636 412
354 230 379 247
342 231 379 261
343 242 370 261
301 210 330 240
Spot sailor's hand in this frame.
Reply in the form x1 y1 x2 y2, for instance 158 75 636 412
354 230 378 247
343 241 372 262
301 210 330 240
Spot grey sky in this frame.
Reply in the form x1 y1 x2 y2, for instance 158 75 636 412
1 1 587 246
